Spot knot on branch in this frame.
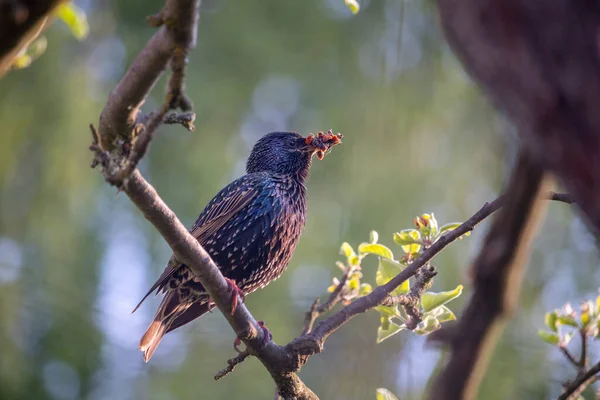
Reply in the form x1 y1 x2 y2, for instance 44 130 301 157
381 264 437 330
89 124 132 187
284 334 324 370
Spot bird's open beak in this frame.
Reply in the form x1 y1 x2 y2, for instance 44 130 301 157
300 130 343 160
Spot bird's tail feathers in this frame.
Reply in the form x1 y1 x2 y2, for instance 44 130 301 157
139 291 186 362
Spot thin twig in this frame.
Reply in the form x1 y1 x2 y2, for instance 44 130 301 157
125 103 170 177
578 329 588 373
164 111 196 131
302 267 352 336
560 346 580 369
167 49 193 111
214 350 250 381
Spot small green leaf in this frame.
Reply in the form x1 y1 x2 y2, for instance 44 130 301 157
344 0 360 14
376 388 400 400
425 305 456 323
370 230 379 244
557 315 578 328
11 36 48 70
377 320 405 343
56 3 89 40
545 312 558 332
380 315 391 330
340 242 355 258
429 213 439 236
376 258 409 295
358 243 394 260
376 305 401 318
359 283 373 296
393 229 422 254
414 315 441 335
538 330 560 346
421 285 463 313
439 222 462 235
393 229 420 245
581 310 591 327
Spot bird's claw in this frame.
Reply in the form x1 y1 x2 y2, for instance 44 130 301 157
257 321 272 343
225 278 245 315
233 320 272 353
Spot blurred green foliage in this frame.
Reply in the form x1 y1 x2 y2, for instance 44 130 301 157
0 0 595 399
11 2 88 71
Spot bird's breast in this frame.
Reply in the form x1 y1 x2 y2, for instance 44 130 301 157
236 179 306 292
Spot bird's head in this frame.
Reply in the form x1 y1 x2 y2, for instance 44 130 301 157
246 131 342 180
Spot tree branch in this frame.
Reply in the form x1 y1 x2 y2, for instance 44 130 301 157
163 111 196 131
560 346 579 370
286 190 571 363
214 350 250 381
296 196 501 349
97 0 197 152
302 264 353 336
558 361 600 400
578 329 588 373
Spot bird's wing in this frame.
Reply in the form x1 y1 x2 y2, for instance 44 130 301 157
189 183 258 243
133 175 263 312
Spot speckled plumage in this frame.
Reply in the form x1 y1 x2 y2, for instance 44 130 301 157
137 132 323 361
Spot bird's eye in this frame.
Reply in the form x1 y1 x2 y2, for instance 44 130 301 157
287 138 296 147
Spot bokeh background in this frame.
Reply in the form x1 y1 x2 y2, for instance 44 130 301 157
1 0 598 399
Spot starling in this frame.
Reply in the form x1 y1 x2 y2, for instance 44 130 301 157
135 131 342 361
